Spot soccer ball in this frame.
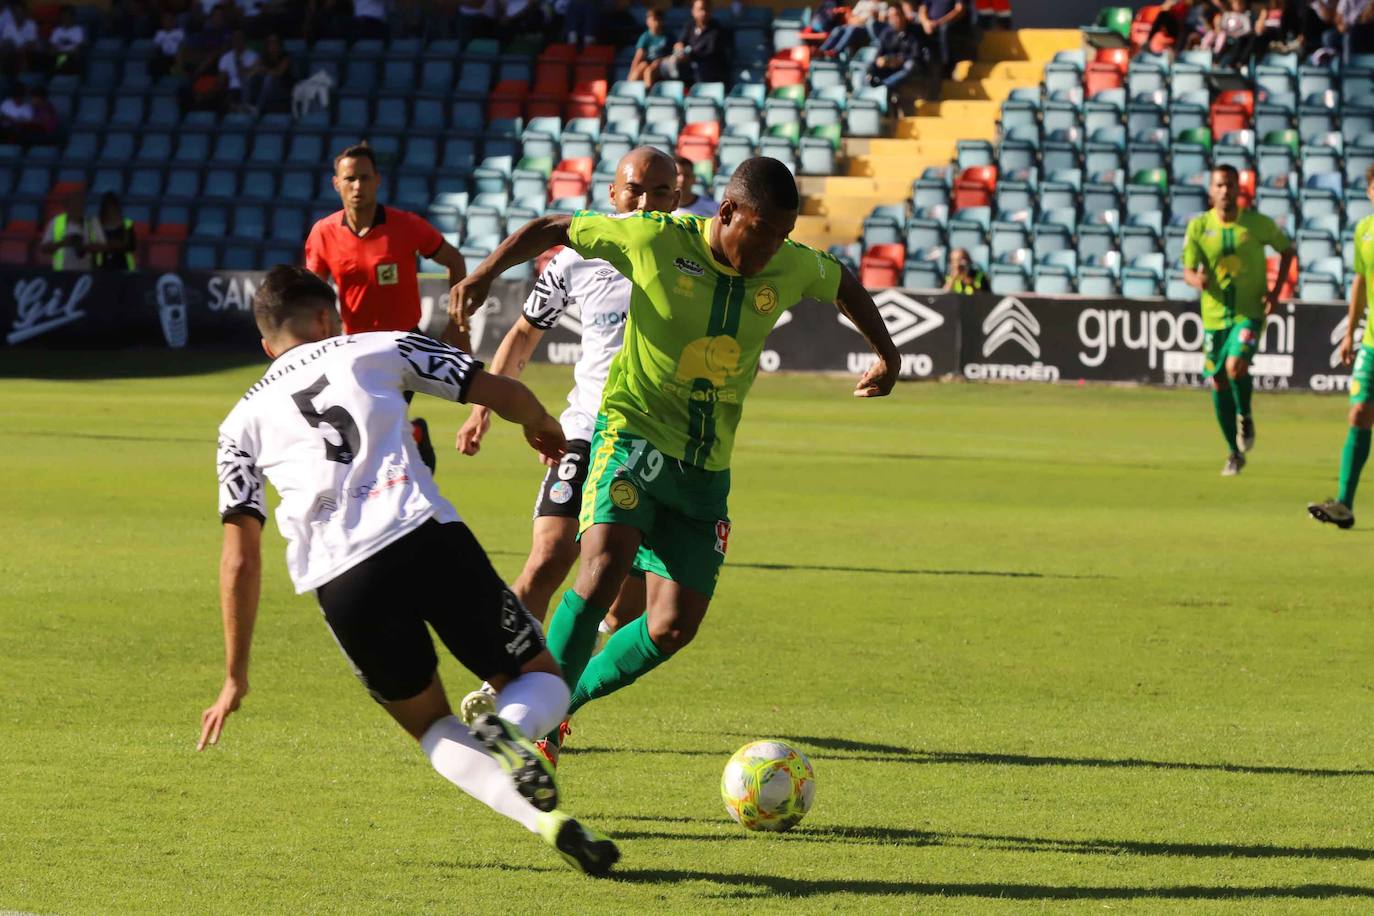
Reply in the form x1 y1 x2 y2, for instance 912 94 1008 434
720 740 815 832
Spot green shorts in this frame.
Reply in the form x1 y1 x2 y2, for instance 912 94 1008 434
1203 318 1263 379
1351 344 1374 405
579 419 731 598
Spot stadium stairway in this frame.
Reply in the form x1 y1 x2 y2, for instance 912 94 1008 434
794 29 1078 250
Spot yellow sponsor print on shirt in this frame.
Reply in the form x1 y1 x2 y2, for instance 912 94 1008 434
675 335 741 387
1214 254 1243 289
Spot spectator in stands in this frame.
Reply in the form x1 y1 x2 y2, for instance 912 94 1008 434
662 0 727 85
40 189 103 272
48 6 86 75
916 0 969 78
27 84 58 141
817 1 888 57
867 5 922 94
217 28 259 110
499 0 545 35
561 0 607 47
629 7 670 85
944 248 986 294
671 155 719 217
0 0 39 75
1325 0 1374 63
186 4 231 77
245 32 292 115
304 0 351 41
1201 0 1254 66
455 0 497 38
0 81 33 141
93 192 137 271
150 11 186 80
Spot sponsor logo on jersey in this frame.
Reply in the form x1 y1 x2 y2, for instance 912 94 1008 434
675 275 696 296
609 479 640 510
674 335 741 386
376 262 399 286
549 480 574 504
674 257 706 277
714 520 731 556
753 285 779 315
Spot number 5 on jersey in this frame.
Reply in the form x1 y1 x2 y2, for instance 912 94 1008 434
292 374 361 464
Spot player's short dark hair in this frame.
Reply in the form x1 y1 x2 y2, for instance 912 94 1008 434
1212 164 1240 182
674 154 695 172
646 6 661 18
724 157 800 213
333 143 377 173
1365 162 1374 190
254 265 336 338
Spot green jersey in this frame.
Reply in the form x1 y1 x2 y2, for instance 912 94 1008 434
1182 209 1291 331
567 211 842 471
1352 213 1374 348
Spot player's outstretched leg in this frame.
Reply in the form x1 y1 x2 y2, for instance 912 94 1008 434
1230 359 1256 453
469 712 560 812
1212 376 1244 475
545 522 642 692
1309 406 1372 528
569 576 708 717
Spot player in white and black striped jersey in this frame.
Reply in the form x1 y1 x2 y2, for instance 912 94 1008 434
454 148 681 630
200 265 619 876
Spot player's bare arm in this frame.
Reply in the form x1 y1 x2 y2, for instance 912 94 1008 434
465 370 567 465
456 318 546 455
1184 262 1209 290
199 514 262 751
834 265 901 398
430 240 471 350
449 215 574 324
1267 245 1296 316
1344 274 1366 366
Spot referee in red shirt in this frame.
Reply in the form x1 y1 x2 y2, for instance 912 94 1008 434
305 143 468 472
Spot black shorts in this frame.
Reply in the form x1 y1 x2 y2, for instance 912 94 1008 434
532 437 591 519
314 520 545 703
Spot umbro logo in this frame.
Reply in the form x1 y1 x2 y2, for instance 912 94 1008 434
675 257 706 277
836 289 945 347
982 297 1041 359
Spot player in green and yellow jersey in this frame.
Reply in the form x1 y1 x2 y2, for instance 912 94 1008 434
1183 164 1295 477
451 155 900 760
1308 166 1374 529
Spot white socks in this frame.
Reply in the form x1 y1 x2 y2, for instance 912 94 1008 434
420 715 542 832
495 671 570 741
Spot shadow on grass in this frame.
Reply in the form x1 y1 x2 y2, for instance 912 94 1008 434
607 869 1374 901
484 550 1099 581
0 348 262 380
602 817 1374 861
571 734 1374 779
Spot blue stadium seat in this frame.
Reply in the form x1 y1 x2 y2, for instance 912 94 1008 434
127 167 163 198
269 206 306 243
278 169 313 203
1121 212 1163 260
991 213 1032 257
241 170 277 202
185 242 218 270
222 243 258 270
164 168 200 200
231 205 266 239
192 205 229 237
249 133 286 165
203 170 238 200
948 206 991 250
336 96 370 128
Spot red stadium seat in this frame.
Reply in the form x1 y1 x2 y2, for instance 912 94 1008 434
570 79 608 105
539 43 578 63
0 220 37 266
532 65 570 97
581 44 614 64
860 243 905 288
774 45 812 68
1268 253 1298 300
676 135 716 162
1238 169 1256 209
488 80 528 120
682 120 721 143
1093 47 1131 70
143 237 183 272
1210 100 1251 138
549 170 589 200
953 165 998 211
572 62 610 86
562 97 603 120
525 97 565 119
1085 62 1124 97
1218 89 1255 115
1130 6 1162 51
556 157 595 183
768 61 805 89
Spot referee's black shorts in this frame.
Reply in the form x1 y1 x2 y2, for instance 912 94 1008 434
314 520 545 703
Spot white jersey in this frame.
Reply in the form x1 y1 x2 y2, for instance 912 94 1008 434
673 196 719 218
216 331 481 593
521 246 630 442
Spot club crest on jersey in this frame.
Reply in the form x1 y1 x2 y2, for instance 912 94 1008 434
753 285 779 315
674 257 705 277
609 479 640 510
376 262 399 285
675 275 696 296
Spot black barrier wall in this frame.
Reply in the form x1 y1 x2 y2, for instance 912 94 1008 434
0 269 1358 395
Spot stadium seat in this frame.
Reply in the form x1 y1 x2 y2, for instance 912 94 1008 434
859 243 905 289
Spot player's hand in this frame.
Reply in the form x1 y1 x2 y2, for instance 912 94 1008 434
523 412 566 467
455 407 491 456
1341 334 1357 367
197 676 247 751
855 354 898 398
1264 288 1281 316
450 272 494 324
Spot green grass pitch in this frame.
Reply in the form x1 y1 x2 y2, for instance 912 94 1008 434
1 353 1372 913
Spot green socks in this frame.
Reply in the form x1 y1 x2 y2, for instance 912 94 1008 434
1338 426 1372 509
1233 375 1254 420
568 615 668 717
1211 386 1239 453
544 590 605 692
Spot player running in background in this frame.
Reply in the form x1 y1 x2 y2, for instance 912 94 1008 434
199 266 618 876
1309 167 1374 528
671 155 719 218
305 143 468 472
451 157 899 762
1182 164 1295 477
